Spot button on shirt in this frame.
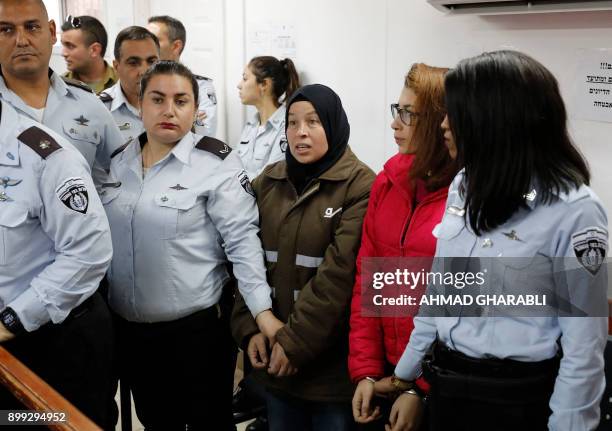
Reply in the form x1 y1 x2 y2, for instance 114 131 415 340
237 105 287 179
99 82 143 148
0 70 124 174
394 170 609 431
0 100 112 332
103 132 272 322
194 76 218 137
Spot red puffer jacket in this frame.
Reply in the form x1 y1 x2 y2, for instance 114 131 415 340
348 153 448 387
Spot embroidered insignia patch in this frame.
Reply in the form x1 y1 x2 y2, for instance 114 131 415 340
238 170 255 197
56 177 89 214
571 227 607 275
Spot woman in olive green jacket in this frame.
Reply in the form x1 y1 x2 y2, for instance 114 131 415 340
232 84 375 431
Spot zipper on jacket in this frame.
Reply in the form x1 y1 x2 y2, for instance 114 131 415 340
399 191 445 256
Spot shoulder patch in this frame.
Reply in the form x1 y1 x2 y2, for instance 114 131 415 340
195 136 232 160
571 227 607 275
61 76 94 94
193 74 212 82
18 126 62 159
111 141 130 159
99 92 113 103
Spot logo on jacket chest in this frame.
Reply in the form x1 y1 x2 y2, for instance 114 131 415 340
323 207 342 218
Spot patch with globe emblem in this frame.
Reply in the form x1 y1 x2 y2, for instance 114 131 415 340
571 227 607 275
56 177 89 214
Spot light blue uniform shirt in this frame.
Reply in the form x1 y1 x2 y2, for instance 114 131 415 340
394 171 609 431
99 82 143 148
102 132 272 322
237 105 287 180
0 100 112 332
194 75 218 138
0 70 124 173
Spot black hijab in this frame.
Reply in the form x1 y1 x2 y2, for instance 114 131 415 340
285 84 350 194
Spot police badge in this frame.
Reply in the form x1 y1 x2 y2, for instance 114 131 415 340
571 227 607 275
56 177 89 214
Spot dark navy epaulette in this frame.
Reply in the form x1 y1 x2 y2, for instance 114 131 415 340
195 137 231 160
99 92 113 104
61 76 94 94
18 126 62 159
111 141 130 159
193 74 212 82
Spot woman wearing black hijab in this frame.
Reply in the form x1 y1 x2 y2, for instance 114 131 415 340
232 84 375 431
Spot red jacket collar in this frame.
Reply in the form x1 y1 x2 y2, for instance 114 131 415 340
383 152 448 204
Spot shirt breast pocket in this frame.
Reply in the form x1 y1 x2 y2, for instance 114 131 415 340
62 122 101 147
0 204 29 266
253 139 271 160
99 184 122 205
155 192 202 239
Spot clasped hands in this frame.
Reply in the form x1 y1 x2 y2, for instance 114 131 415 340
252 310 297 377
352 376 423 431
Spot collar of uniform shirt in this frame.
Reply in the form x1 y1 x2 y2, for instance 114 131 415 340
0 101 20 166
108 82 138 115
128 131 194 167
246 103 285 131
49 69 76 100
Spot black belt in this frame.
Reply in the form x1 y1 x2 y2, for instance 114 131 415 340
423 342 560 404
115 303 221 332
431 342 560 379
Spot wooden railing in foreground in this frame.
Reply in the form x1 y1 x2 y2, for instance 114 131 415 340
0 346 101 431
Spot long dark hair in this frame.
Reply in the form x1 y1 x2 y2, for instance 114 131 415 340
249 56 300 105
445 50 590 235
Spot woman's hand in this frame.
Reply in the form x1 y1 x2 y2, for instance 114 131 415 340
385 392 423 431
255 310 284 344
267 342 298 377
247 332 269 369
374 376 397 397
352 378 381 423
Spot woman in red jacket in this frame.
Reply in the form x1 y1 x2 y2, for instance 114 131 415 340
349 63 458 430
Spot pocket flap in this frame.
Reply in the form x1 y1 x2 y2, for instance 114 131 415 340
0 203 28 227
155 192 198 210
62 122 100 145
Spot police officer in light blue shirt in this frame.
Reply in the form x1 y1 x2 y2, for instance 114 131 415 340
238 105 287 179
194 73 218 137
99 26 160 147
0 97 114 428
0 0 123 180
236 56 300 179
147 15 218 137
375 51 609 431
0 70 123 172
102 61 282 430
100 82 144 146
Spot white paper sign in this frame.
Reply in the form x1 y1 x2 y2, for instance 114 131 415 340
247 23 297 61
572 49 612 123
